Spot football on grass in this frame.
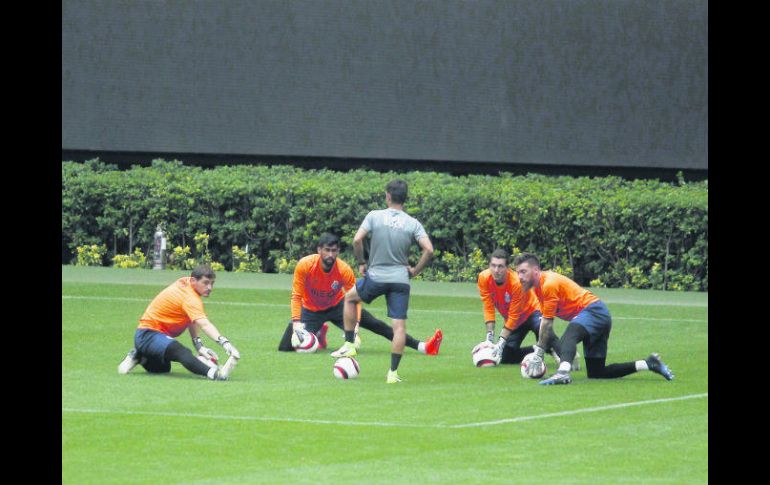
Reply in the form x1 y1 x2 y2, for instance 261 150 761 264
293 330 319 353
520 352 547 378
333 357 360 379
472 342 497 368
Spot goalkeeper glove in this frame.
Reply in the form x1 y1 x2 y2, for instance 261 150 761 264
192 337 219 363
486 330 495 343
492 336 506 364
290 321 307 347
217 336 240 359
532 344 545 359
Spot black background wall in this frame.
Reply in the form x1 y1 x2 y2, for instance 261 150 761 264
62 0 707 177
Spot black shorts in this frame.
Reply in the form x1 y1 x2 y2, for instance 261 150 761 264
300 301 345 333
356 274 410 320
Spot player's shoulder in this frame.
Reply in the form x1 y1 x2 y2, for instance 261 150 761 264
295 254 319 272
478 268 492 280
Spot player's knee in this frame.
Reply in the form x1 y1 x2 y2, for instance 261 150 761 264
584 357 606 378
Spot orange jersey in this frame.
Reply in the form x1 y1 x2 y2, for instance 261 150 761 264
291 255 357 320
477 268 540 330
138 277 207 337
535 271 600 321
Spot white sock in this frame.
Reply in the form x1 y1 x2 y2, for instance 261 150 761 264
635 360 649 371
207 367 218 380
558 361 572 373
417 342 426 354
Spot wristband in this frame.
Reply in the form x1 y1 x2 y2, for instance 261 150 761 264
192 337 203 351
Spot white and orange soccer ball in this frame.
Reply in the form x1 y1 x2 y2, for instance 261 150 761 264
471 342 498 368
520 352 547 378
293 329 319 353
333 357 360 379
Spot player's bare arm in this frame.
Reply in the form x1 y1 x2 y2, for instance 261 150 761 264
194 318 240 359
536 316 556 349
353 227 368 275
408 236 434 278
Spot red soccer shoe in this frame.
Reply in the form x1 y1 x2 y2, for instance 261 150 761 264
317 322 329 349
425 328 443 355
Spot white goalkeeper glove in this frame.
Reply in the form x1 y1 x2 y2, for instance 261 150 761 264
492 336 506 364
217 336 240 359
532 344 546 359
290 322 307 348
192 337 220 364
525 345 546 367
486 330 495 344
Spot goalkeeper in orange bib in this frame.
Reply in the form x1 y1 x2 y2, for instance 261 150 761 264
513 252 674 385
117 264 240 380
278 232 442 356
478 249 572 367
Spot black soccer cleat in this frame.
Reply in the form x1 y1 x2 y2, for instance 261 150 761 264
646 353 674 381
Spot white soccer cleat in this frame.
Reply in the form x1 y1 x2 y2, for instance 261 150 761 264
342 324 362 350
386 369 402 384
118 349 140 374
330 341 357 358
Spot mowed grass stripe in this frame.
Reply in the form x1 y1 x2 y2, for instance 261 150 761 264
61 294 708 322
62 393 706 429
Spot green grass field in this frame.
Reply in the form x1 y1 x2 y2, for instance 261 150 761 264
62 266 708 485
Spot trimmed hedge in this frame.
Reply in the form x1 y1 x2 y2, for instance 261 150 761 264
62 159 708 290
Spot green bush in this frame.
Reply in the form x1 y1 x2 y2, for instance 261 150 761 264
75 244 107 266
112 248 147 269
61 159 708 290
232 245 262 273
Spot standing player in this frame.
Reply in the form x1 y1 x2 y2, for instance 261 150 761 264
331 179 437 384
513 252 674 385
277 232 442 355
117 264 241 380
479 249 572 367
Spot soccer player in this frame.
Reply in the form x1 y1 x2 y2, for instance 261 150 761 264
117 264 241 380
332 179 438 384
479 249 572 367
277 232 442 355
513 252 674 385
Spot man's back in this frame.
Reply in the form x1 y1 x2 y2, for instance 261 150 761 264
362 208 427 284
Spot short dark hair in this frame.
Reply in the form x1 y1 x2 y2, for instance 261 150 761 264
191 264 216 280
386 179 408 204
513 252 540 268
489 248 509 265
317 232 340 248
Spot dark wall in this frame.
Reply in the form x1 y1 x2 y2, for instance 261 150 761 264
62 0 708 170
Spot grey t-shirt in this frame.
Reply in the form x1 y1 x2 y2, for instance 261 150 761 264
360 208 428 285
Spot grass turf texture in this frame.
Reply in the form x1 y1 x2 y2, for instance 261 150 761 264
62 266 708 485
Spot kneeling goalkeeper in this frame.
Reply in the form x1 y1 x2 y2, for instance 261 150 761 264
117 264 241 380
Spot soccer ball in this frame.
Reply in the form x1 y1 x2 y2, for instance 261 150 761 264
520 352 547 378
294 330 319 353
333 357 360 379
472 342 498 368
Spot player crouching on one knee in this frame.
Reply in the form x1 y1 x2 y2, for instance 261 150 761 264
514 252 674 385
117 264 241 380
278 232 442 356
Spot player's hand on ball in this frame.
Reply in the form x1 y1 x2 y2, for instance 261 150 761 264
491 347 502 365
197 345 220 364
525 350 544 367
291 329 303 348
532 344 545 359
